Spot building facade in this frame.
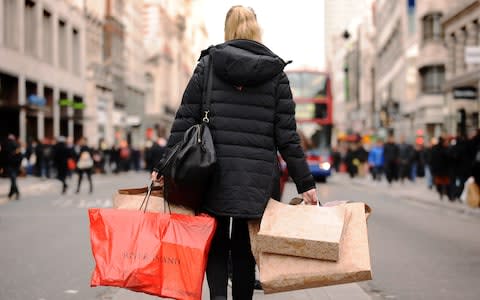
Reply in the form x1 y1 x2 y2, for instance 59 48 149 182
414 0 453 141
332 14 376 137
443 0 480 137
375 0 418 139
0 0 86 143
143 0 208 139
325 0 370 140
82 0 115 147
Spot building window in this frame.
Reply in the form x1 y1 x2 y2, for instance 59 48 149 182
420 65 445 94
24 0 37 56
4 0 17 49
422 13 443 42
58 19 67 69
72 28 80 75
42 9 53 64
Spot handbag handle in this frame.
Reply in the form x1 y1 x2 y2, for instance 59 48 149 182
201 55 214 124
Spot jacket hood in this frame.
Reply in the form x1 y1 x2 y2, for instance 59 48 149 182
200 40 289 86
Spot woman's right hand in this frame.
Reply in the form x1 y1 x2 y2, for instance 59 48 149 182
302 188 319 205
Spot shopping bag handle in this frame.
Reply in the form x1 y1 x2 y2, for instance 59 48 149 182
139 180 154 212
138 180 172 214
289 197 322 207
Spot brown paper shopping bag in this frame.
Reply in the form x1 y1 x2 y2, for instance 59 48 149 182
256 199 345 261
249 202 372 294
113 186 194 215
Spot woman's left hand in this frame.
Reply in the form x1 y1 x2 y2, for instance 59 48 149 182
151 171 164 185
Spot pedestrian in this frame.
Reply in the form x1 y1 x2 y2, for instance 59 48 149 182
118 141 130 172
151 6 318 299
412 142 426 180
430 136 453 201
368 139 384 181
397 136 414 183
383 134 399 184
425 138 434 189
448 135 469 200
75 137 94 194
42 138 54 178
3 134 22 200
53 136 70 194
149 137 167 172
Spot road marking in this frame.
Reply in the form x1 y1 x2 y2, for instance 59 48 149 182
64 290 78 294
60 198 74 207
103 198 112 207
77 198 88 208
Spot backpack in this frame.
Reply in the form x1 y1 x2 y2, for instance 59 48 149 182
77 151 94 169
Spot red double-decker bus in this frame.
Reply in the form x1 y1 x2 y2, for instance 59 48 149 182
286 70 333 181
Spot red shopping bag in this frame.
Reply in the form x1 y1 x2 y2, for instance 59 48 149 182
89 208 216 300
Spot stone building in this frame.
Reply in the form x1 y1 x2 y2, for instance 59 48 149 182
325 0 370 138
0 0 86 143
414 0 454 141
82 0 115 147
143 0 208 139
375 0 418 139
443 0 480 137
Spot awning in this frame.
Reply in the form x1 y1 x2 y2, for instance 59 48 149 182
28 94 46 106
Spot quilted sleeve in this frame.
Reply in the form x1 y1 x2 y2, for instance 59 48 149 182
274 72 316 193
166 57 206 148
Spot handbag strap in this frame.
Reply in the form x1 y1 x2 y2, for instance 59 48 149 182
202 55 214 124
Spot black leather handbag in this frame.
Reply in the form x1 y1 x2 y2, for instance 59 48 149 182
156 56 216 209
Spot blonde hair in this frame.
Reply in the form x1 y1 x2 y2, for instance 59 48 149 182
224 6 261 42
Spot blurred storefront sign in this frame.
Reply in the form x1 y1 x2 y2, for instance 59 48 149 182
126 115 141 127
453 87 477 100
27 95 46 107
465 47 480 64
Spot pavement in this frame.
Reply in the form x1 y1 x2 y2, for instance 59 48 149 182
330 173 480 217
0 175 59 204
109 282 371 300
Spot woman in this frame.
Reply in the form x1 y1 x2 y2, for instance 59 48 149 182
152 6 318 299
4 135 22 200
75 137 94 194
430 137 453 200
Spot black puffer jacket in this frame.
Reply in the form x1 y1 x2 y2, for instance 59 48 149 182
165 39 315 218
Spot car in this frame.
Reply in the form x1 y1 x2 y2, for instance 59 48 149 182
305 150 332 182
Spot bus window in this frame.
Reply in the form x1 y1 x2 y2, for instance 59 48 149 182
288 72 327 98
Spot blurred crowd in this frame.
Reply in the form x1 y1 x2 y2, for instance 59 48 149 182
0 134 168 198
331 130 480 206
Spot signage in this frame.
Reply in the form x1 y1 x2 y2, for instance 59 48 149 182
465 47 480 64
59 98 73 107
453 87 477 100
72 102 86 110
28 95 46 106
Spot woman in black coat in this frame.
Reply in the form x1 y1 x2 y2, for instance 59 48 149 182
152 6 317 299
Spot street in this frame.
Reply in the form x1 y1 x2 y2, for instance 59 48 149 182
1 172 480 300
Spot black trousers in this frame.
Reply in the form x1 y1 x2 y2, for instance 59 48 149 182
76 169 93 192
206 217 255 300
